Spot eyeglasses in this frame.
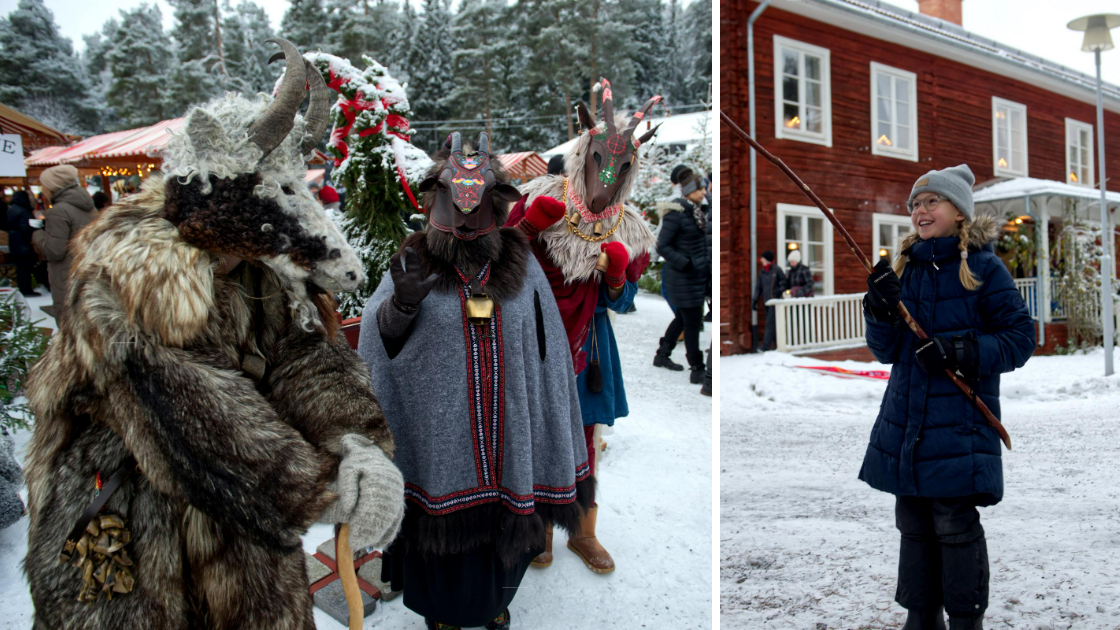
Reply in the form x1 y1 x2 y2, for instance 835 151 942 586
909 195 943 214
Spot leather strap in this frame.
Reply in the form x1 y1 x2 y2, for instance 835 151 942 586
61 458 136 559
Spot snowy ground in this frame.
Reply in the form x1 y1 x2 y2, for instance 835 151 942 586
720 348 1120 630
0 290 712 629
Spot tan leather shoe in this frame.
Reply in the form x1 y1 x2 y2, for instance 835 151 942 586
530 523 553 568
566 505 615 573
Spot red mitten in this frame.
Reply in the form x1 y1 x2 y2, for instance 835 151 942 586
518 195 567 237
601 241 629 288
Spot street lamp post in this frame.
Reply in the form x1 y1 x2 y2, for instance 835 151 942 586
1068 13 1120 376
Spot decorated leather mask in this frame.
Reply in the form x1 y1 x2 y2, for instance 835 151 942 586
577 78 662 215
420 132 521 241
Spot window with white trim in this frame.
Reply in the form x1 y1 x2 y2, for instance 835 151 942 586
992 97 1028 177
870 63 918 161
873 213 913 265
1065 118 1093 187
777 203 834 295
773 36 832 147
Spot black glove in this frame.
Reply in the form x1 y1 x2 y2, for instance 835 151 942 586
389 247 438 310
865 259 901 321
914 335 977 378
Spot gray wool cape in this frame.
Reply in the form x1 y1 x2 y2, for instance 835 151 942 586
358 238 590 559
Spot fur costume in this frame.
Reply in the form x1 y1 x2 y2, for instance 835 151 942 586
23 38 401 630
357 137 591 628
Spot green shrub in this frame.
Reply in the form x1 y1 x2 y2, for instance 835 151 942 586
0 293 48 432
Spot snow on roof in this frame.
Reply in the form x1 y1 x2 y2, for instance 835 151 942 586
804 0 1120 104
96 118 185 159
542 111 713 158
973 177 1120 205
25 129 138 166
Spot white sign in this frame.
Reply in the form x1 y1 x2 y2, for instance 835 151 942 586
0 134 26 177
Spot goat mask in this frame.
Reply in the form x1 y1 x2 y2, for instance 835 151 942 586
420 132 521 241
576 79 662 215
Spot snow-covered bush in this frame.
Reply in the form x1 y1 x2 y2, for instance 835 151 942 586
1055 200 1105 348
0 292 47 432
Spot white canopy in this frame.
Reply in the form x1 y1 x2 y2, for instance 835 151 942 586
973 177 1120 205
541 110 712 158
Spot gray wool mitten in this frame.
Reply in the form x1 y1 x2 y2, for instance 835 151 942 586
317 434 405 550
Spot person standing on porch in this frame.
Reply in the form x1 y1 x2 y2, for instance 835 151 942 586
752 250 786 351
860 164 1035 630
785 248 814 297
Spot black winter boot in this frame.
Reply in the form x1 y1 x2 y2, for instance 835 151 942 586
654 337 684 371
948 616 982 630
425 620 460 630
902 607 947 630
688 351 705 384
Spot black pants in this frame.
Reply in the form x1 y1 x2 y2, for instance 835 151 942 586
661 305 704 367
895 495 989 619
761 305 777 351
13 253 46 295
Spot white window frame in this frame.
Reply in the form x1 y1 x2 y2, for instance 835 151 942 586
872 213 913 266
777 203 834 295
773 35 832 147
1065 118 1094 188
991 97 1028 177
869 62 918 162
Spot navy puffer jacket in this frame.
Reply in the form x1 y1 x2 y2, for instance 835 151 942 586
657 198 710 308
858 216 1035 506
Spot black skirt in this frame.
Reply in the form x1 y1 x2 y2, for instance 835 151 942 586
382 538 543 627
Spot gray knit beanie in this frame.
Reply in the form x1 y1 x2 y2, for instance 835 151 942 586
908 164 975 219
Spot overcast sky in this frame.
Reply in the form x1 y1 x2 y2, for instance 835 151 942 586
17 0 1120 86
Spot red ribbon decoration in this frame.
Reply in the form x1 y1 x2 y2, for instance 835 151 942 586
324 67 421 211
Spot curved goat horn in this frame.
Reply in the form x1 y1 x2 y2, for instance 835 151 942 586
449 132 462 155
301 58 331 156
622 95 663 139
477 132 489 155
247 37 307 159
598 78 616 135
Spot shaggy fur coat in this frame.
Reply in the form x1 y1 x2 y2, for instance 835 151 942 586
23 178 395 630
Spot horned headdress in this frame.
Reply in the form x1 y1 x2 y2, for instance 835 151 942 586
160 37 364 331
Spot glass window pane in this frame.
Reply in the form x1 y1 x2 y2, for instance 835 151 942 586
805 107 821 133
897 125 910 150
783 103 801 129
785 215 802 241
809 218 823 242
1081 129 1091 150
1012 150 1025 172
876 74 890 100
809 244 823 267
805 55 820 80
877 97 891 124
783 50 799 77
877 120 891 145
1081 165 1090 185
896 100 909 127
783 76 800 104
896 77 910 104
997 126 1008 154
1011 130 1023 159
879 224 893 249
1081 146 1090 169
1011 109 1022 129
1070 144 1079 165
806 81 820 107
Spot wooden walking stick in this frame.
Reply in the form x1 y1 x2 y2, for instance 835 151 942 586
335 523 364 630
720 110 1012 450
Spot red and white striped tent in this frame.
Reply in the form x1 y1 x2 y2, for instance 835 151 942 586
496 152 548 182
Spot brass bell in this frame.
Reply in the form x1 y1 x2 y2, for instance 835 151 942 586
593 221 604 238
595 252 610 273
567 212 581 228
466 279 495 325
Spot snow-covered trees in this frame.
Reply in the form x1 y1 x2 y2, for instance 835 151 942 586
0 0 100 134
105 5 173 129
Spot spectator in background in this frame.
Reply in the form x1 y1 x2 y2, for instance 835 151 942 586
654 170 711 384
752 250 786 352
318 184 341 211
92 191 112 210
547 154 565 176
6 190 47 297
308 181 321 199
786 249 814 298
33 165 99 318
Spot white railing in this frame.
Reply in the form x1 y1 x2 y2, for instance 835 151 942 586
765 293 867 353
1014 278 1039 320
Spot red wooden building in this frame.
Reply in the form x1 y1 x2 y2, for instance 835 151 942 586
720 0 1120 356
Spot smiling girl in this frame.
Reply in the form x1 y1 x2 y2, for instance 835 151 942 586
860 165 1036 630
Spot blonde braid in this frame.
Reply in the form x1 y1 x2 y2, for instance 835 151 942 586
957 219 983 291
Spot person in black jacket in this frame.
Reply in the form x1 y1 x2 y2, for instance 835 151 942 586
752 250 787 351
786 249 815 297
6 190 46 297
654 171 711 383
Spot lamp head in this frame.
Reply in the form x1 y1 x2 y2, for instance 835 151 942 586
1067 14 1120 53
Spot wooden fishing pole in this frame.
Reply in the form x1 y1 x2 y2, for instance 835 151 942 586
720 110 1012 450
